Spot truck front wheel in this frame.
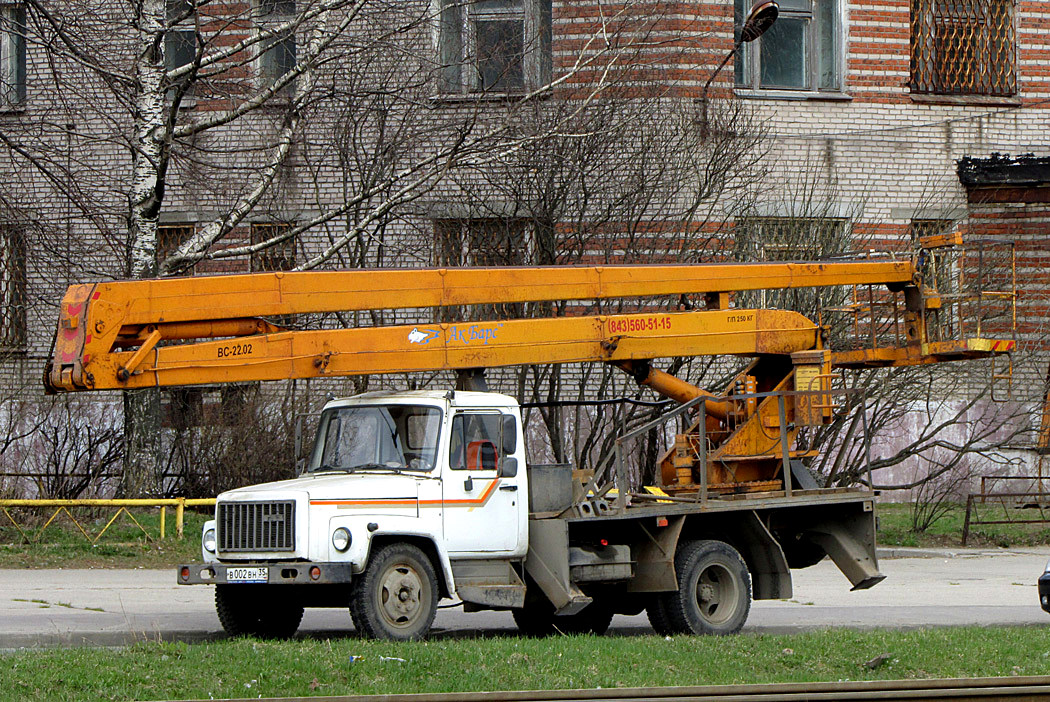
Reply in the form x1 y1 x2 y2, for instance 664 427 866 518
215 585 304 639
350 543 438 640
660 539 751 635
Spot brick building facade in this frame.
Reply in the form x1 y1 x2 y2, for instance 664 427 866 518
0 0 1047 495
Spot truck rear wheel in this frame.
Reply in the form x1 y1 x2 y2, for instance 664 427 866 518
646 597 675 636
350 543 438 641
215 585 304 639
661 539 751 635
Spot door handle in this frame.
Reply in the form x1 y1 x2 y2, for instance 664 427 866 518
499 484 518 492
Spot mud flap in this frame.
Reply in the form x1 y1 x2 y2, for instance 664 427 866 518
804 506 885 591
523 519 592 615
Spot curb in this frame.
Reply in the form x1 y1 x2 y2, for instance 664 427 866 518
0 630 226 651
877 545 1050 559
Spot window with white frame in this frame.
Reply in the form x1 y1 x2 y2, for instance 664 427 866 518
438 0 551 94
256 0 296 90
0 4 25 107
734 0 842 93
164 0 198 95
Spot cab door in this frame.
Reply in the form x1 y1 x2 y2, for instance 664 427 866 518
441 411 524 555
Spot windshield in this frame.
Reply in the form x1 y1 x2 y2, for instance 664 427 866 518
307 405 442 473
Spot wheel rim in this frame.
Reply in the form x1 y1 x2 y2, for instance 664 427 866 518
376 560 429 630
693 561 740 625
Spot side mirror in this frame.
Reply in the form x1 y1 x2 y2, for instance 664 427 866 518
502 415 518 454
498 456 518 478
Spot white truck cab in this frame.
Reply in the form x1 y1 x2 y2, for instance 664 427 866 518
181 390 529 639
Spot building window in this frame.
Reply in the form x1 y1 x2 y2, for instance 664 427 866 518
256 0 296 90
250 222 296 272
910 0 1015 97
0 225 26 350
910 218 956 293
735 217 847 260
165 0 197 93
438 0 551 94
434 218 527 266
165 385 254 429
166 388 204 430
434 218 528 320
157 224 197 275
0 4 25 107
734 0 841 93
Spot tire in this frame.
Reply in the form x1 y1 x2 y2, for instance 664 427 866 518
215 585 304 639
511 593 557 636
349 543 438 641
660 539 751 635
562 601 614 635
512 596 614 636
646 596 675 636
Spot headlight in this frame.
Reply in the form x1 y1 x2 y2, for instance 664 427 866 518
332 527 352 552
202 528 216 554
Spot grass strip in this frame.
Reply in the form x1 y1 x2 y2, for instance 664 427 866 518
3 627 1050 702
0 510 209 569
876 503 1050 549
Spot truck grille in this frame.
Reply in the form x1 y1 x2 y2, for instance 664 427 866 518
217 501 295 552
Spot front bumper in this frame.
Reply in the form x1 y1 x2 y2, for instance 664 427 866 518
1039 573 1050 613
177 562 354 586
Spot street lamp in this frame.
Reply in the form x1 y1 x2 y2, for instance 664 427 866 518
700 0 779 137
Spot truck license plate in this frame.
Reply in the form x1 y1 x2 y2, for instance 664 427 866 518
226 567 268 583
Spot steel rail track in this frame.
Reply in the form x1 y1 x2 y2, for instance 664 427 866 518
177 676 1050 702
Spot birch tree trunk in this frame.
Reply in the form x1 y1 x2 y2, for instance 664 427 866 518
121 0 167 497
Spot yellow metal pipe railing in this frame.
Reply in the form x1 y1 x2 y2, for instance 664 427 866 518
0 498 215 542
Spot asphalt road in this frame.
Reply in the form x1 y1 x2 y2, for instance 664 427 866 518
2 547 1048 648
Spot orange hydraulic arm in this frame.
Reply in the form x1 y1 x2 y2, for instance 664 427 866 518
45 257 1016 495
46 258 1014 394
47 260 919 393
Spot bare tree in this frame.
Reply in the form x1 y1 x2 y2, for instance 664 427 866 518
726 179 1037 513
2 0 741 495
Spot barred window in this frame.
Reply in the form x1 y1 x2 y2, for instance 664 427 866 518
735 217 847 261
911 0 1016 97
250 222 295 272
910 219 950 238
910 219 956 295
434 218 528 321
157 223 196 275
434 218 527 267
0 224 26 350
